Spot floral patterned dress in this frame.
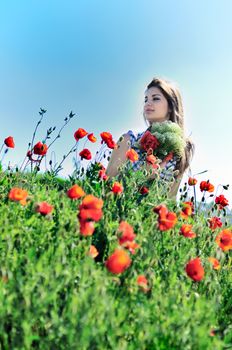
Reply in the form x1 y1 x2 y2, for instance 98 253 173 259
126 129 179 180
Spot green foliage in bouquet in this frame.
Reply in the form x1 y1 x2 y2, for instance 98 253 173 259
150 121 186 158
134 121 186 160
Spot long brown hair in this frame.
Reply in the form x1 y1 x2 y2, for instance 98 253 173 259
143 77 195 177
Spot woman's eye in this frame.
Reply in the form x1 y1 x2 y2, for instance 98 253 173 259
153 98 160 101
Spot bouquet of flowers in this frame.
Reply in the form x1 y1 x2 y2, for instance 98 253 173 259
133 120 186 162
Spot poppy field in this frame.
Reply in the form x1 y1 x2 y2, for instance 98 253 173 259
0 111 231 349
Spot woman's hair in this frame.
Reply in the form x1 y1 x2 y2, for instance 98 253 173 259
143 77 195 177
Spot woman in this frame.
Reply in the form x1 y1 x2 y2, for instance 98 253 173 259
106 77 195 199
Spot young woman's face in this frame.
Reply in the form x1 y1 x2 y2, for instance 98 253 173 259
143 87 170 124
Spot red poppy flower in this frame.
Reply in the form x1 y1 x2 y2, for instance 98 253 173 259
106 139 117 149
215 194 229 209
208 257 220 270
79 148 92 160
207 216 223 231
153 204 169 216
81 194 104 210
215 229 232 251
74 128 88 141
188 177 197 186
67 184 85 199
122 241 140 255
88 245 99 258
118 221 136 244
87 133 97 143
8 187 28 205
78 208 103 221
185 257 205 282
100 132 117 149
158 211 177 231
112 182 123 194
137 275 150 292
4 136 15 148
99 169 108 181
33 142 48 156
35 201 53 215
105 249 131 274
154 204 178 231
140 131 160 152
100 132 113 143
78 195 103 222
162 152 174 163
126 149 139 162
179 224 196 238
180 201 194 219
200 181 214 192
139 186 149 195
79 220 95 236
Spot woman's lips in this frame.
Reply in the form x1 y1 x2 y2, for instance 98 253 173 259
145 109 154 113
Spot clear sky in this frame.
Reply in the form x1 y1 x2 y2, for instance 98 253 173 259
0 0 232 207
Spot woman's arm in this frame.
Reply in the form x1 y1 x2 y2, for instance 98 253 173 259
105 133 131 178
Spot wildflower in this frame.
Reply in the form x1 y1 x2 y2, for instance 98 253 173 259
8 187 28 205
139 186 149 195
88 245 99 258
100 132 117 149
162 152 174 163
106 138 117 149
185 257 205 282
215 229 232 251
140 130 160 152
215 194 229 209
146 153 159 169
210 330 216 337
188 177 197 186
67 184 85 199
200 181 214 192
100 132 113 144
74 128 88 141
207 216 222 231
153 204 177 231
137 275 150 293
4 136 15 148
208 257 220 270
35 201 53 216
99 169 108 181
112 182 123 194
126 149 139 162
158 210 177 231
105 249 131 274
179 224 196 238
87 133 97 143
118 221 136 244
79 220 95 236
122 241 140 254
81 194 104 210
78 195 103 222
79 148 92 160
33 142 48 156
180 201 194 219
153 204 169 216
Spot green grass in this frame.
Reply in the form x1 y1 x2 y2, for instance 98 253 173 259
0 165 231 350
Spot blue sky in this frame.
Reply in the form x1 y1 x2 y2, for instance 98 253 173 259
0 0 232 207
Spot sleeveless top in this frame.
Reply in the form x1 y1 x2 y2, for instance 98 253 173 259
126 129 178 181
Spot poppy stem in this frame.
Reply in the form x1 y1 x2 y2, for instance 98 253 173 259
0 143 4 156
53 143 77 176
193 185 197 215
30 109 46 154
